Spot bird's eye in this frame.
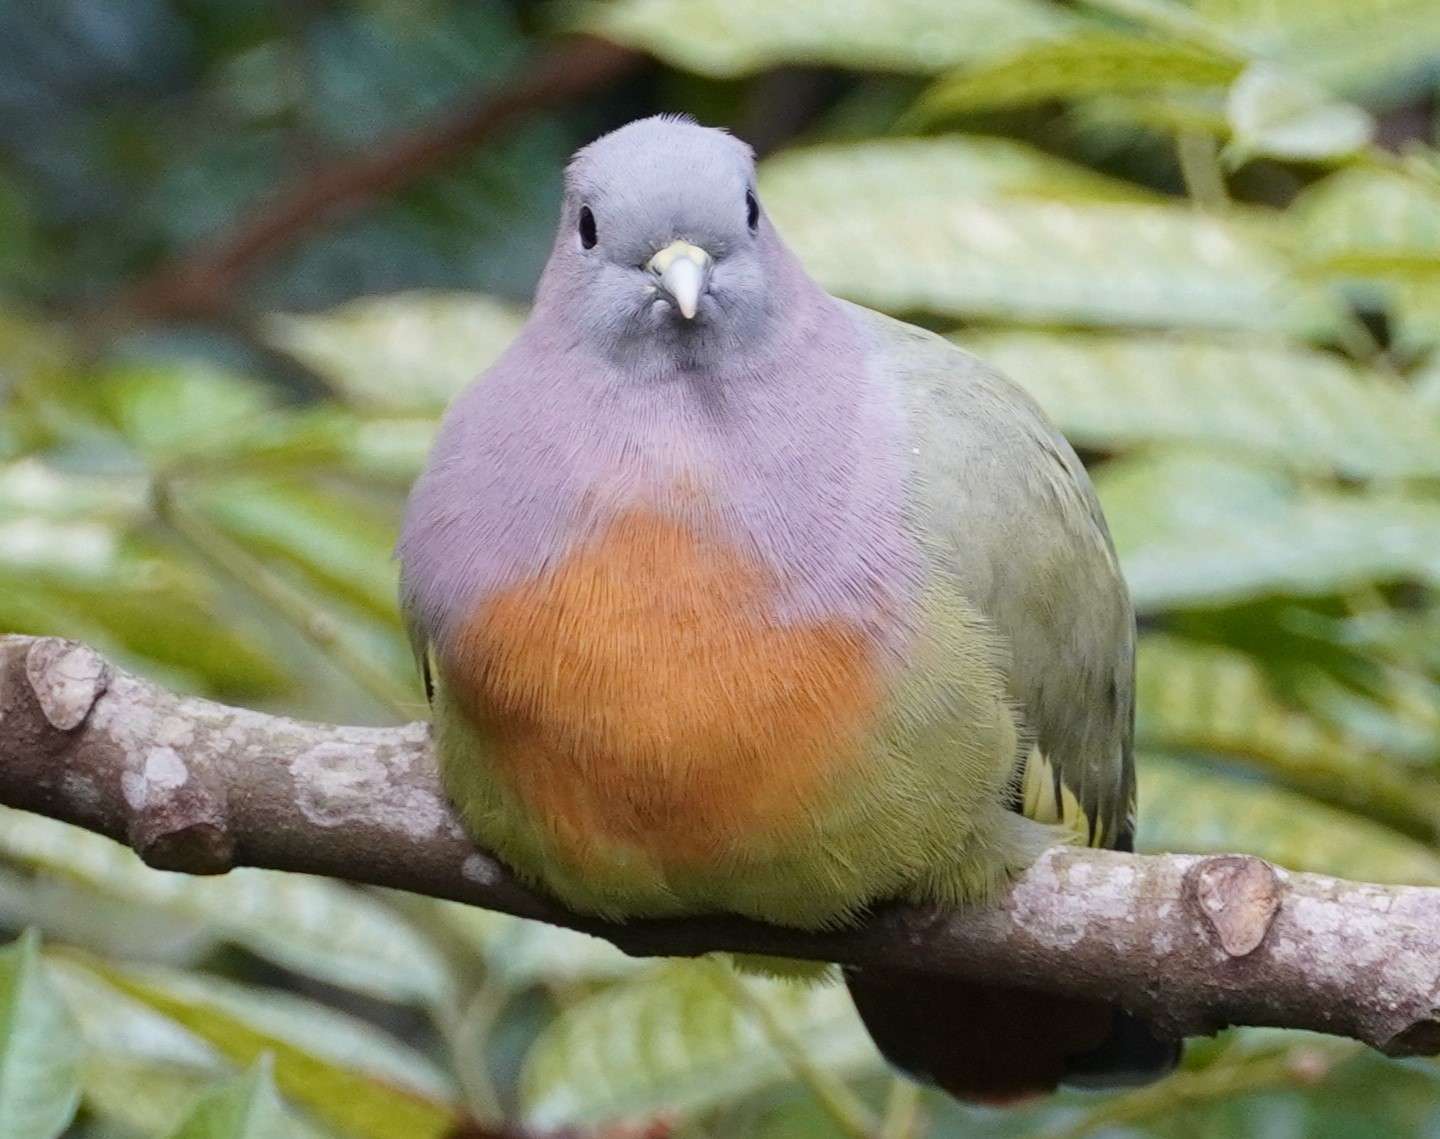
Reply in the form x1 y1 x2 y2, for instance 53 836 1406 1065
745 189 760 233
578 206 597 249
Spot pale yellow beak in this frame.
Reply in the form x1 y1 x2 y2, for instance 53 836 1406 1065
647 240 712 320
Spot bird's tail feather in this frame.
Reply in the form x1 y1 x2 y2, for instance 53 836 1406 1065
845 969 1180 1104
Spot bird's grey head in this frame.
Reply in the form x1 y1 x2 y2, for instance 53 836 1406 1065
535 115 789 371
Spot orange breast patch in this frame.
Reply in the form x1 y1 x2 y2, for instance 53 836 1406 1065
444 509 881 868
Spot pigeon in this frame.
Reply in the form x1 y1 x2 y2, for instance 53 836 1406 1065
399 114 1178 1100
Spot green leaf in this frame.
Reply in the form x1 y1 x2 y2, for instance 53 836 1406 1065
140 973 454 1103
1096 451 1440 610
1224 64 1373 163
166 1061 295 1139
1074 87 1231 139
1136 636 1440 841
70 958 461 1139
1292 167 1440 352
521 960 878 1127
1295 168 1440 271
1416 350 1440 412
571 0 1076 78
345 417 439 481
49 961 328 1139
758 138 1340 335
0 932 81 1139
194 479 402 622
1163 599 1440 762
92 363 275 465
51 956 220 1070
0 811 451 1006
0 575 289 698
83 360 428 487
0 459 149 584
0 457 148 526
420 901 639 988
262 293 526 411
0 864 214 964
955 331 1440 478
913 32 1241 120
1138 755 1440 884
0 518 128 584
0 457 291 697
84 1061 239 1139
1196 0 1440 97
761 135 1158 207
132 394 436 485
52 955 452 1106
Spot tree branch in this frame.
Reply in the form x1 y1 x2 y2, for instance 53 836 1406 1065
4 634 1439 1058
111 37 642 325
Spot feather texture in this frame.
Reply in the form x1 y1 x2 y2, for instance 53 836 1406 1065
397 115 1171 1099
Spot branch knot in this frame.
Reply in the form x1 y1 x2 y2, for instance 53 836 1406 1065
24 639 110 731
1187 855 1282 957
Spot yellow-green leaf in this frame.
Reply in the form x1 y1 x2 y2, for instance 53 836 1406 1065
50 961 346 1139
571 0 1075 78
71 958 460 1139
1293 167 1440 351
759 138 1339 335
166 1061 296 1139
1096 452 1440 610
263 293 525 411
522 960 878 1127
957 331 1440 478
1136 636 1440 841
1075 88 1230 139
914 32 1241 120
0 459 150 583
195 479 402 622
762 135 1158 207
1416 350 1440 412
51 956 451 1103
92 363 275 465
0 932 81 1139
84 1061 238 1139
1138 755 1440 884
1197 0 1440 97
1224 64 1373 163
1295 168 1440 270
0 811 452 1006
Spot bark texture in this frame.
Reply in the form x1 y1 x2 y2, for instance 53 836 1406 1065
3 635 1438 1056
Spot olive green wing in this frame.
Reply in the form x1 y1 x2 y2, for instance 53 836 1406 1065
858 302 1138 853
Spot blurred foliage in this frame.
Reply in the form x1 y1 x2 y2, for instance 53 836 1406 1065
1 0 1440 1136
